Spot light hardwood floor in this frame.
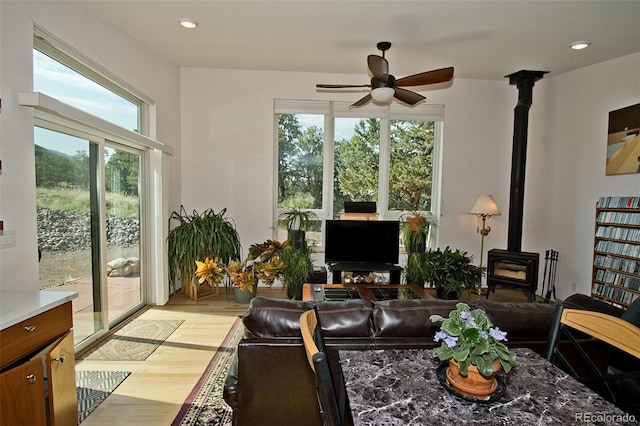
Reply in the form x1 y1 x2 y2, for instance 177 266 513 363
76 287 289 425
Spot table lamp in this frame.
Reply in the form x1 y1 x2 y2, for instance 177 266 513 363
468 194 501 294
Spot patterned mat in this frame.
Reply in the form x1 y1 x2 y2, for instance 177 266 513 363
172 317 244 426
79 319 184 361
76 370 130 423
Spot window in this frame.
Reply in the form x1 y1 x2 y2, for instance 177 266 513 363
274 100 443 250
30 26 169 351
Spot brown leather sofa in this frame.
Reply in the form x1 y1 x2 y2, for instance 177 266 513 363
223 296 559 426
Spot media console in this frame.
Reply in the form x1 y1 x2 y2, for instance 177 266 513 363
302 283 427 302
327 262 403 284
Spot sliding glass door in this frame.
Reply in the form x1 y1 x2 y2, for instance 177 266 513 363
104 145 143 323
35 127 145 345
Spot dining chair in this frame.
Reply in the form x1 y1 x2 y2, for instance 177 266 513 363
300 306 345 426
545 304 640 402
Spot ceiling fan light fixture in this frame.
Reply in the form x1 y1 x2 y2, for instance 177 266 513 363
570 40 591 50
371 87 395 103
178 18 199 29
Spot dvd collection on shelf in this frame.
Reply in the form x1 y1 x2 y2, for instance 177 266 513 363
592 196 640 309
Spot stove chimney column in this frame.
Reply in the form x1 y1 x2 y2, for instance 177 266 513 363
505 70 547 252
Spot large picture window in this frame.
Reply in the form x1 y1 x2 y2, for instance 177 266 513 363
275 100 443 250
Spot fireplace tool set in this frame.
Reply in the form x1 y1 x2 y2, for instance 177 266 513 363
541 249 559 302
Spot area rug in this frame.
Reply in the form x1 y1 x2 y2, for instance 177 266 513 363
76 370 130 424
172 317 244 426
79 319 184 361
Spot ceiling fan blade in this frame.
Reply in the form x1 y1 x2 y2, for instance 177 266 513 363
350 94 372 108
393 88 426 105
367 55 389 80
395 67 454 87
316 84 371 89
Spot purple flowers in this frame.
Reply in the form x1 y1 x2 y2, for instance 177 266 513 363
460 310 478 329
429 302 518 375
434 330 458 348
489 327 508 341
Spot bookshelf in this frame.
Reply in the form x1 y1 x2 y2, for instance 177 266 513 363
591 196 640 309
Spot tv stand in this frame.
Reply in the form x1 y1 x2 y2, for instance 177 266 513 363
327 262 403 284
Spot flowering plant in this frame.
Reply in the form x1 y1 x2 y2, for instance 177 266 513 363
226 259 258 293
194 256 225 286
226 240 288 293
430 302 517 376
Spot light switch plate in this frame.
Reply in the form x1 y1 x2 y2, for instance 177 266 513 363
0 230 16 249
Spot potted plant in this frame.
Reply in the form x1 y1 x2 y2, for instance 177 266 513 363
194 256 226 296
226 240 287 303
278 208 318 249
167 206 241 300
403 250 427 288
430 302 517 397
226 259 258 303
280 242 313 300
405 246 481 298
402 211 438 254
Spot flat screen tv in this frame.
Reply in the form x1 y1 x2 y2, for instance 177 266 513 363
324 220 400 265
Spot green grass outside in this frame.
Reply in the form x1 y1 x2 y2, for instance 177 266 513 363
36 187 139 218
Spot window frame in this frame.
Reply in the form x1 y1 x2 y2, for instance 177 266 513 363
273 100 444 251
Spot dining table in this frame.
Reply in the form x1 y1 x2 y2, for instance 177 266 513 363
338 347 638 425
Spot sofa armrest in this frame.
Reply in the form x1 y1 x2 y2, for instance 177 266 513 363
223 354 239 412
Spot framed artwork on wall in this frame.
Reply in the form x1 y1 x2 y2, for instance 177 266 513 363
606 103 640 176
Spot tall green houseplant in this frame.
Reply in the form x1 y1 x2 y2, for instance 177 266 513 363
281 243 313 300
167 206 241 299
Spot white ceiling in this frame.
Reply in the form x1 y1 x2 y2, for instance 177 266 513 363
79 0 640 81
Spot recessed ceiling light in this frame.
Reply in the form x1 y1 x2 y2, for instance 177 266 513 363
178 18 199 29
570 41 591 50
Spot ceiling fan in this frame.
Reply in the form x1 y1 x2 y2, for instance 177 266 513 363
316 41 454 108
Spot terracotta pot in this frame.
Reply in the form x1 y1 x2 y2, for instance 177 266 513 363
407 215 422 232
445 358 500 398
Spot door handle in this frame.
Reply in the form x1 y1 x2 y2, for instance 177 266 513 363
26 374 37 384
52 354 66 363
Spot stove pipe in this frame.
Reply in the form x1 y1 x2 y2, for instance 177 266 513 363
505 70 547 252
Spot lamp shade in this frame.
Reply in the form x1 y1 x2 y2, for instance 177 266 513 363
468 194 501 216
371 87 395 103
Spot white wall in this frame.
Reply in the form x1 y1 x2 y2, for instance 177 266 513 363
0 2 181 292
529 53 640 300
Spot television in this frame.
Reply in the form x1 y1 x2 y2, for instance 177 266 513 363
324 220 400 265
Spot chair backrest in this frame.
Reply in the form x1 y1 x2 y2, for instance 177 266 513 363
545 304 640 401
300 307 344 426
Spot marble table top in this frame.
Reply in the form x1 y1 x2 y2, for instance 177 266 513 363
339 348 638 425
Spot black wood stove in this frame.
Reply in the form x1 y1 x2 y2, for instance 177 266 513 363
486 70 547 302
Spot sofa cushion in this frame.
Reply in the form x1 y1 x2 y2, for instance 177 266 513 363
316 300 373 337
477 300 555 339
242 297 312 338
373 299 460 337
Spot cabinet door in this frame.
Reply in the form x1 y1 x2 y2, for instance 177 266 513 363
46 331 77 426
0 358 47 425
